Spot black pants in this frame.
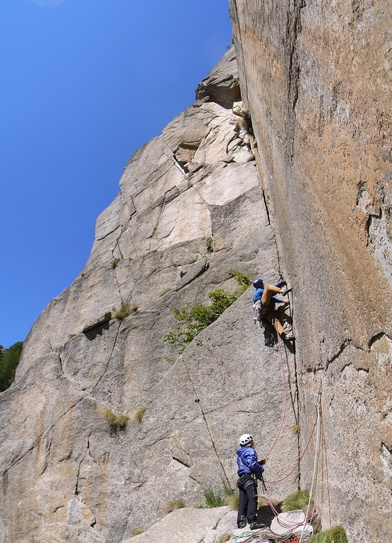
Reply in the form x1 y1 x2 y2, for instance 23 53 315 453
237 474 258 527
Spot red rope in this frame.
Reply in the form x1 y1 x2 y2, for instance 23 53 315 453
263 330 288 460
264 417 317 484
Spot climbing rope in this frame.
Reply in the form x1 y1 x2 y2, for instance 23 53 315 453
298 393 322 543
264 416 317 485
232 528 307 543
259 396 322 543
248 297 322 542
263 330 289 461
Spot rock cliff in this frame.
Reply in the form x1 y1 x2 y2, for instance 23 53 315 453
1 3 391 541
0 49 298 543
230 0 392 541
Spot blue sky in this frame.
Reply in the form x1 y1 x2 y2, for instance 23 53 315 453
0 0 232 348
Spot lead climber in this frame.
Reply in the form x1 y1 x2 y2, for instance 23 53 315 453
252 278 293 340
236 433 266 530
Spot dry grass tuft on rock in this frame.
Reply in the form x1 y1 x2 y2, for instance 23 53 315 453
113 301 138 319
130 407 146 423
257 495 269 507
99 408 130 432
292 424 301 435
226 491 239 510
163 499 185 513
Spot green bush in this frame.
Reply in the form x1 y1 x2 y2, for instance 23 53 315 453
163 272 250 353
0 342 23 392
309 525 348 543
163 289 237 353
110 258 121 269
202 479 235 509
203 486 225 508
206 236 213 252
229 269 252 288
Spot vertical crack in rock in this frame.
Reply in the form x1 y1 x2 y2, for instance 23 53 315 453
229 0 248 101
285 0 305 160
91 322 122 392
181 357 231 486
74 457 82 496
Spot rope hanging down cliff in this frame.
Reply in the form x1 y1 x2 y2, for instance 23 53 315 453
235 387 322 543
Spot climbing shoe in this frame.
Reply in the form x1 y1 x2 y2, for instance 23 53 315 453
281 288 292 296
237 516 247 529
250 522 266 530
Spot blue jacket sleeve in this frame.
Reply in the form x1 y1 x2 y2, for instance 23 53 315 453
242 448 265 479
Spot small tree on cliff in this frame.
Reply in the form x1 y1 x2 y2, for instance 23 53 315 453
0 341 23 392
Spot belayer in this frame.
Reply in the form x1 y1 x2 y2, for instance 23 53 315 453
236 434 266 530
252 278 293 340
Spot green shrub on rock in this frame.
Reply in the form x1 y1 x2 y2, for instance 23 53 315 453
281 489 310 512
309 525 348 543
163 272 250 353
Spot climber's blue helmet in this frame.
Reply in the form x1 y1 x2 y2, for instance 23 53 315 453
252 278 264 289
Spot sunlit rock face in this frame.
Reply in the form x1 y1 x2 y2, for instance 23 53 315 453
0 49 298 543
230 1 392 541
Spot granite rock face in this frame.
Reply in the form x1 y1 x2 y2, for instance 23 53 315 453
230 1 392 541
0 49 298 543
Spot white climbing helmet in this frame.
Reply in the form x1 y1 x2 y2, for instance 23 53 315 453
239 433 253 446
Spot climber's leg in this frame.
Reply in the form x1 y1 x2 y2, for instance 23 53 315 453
261 284 282 306
264 312 286 337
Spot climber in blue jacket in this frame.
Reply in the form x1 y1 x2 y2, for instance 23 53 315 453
236 434 266 530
